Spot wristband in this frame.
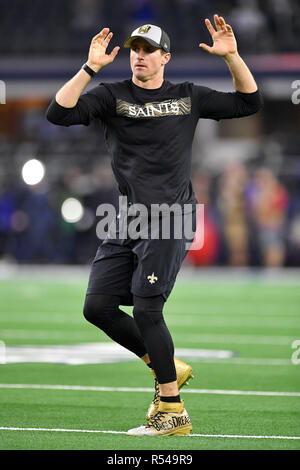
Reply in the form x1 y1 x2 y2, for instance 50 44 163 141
82 63 97 77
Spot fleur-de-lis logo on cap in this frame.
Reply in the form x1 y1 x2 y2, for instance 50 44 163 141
138 25 151 34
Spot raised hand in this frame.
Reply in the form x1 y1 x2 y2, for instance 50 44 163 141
87 28 120 72
199 14 237 58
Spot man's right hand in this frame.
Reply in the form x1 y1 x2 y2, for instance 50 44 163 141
86 28 120 73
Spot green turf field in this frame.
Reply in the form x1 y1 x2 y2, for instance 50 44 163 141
0 271 300 450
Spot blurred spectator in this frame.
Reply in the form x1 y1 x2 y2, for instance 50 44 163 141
82 161 120 255
0 190 14 258
127 0 157 24
218 161 249 266
71 0 102 32
186 169 220 266
70 0 103 53
227 0 270 54
263 0 295 52
288 215 300 265
12 186 57 263
125 0 159 41
51 161 119 263
247 168 289 267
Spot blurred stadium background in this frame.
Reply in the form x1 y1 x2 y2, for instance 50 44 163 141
0 0 300 451
0 0 300 267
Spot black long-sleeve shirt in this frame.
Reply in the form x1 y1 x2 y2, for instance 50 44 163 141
46 79 262 207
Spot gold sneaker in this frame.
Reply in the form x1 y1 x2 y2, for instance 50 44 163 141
128 400 192 436
146 358 194 422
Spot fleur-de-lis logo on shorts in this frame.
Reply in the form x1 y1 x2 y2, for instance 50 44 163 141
147 272 158 284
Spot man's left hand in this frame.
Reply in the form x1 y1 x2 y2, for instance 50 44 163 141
200 14 237 58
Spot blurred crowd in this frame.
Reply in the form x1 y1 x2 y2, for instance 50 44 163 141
1 0 300 267
0 154 299 267
0 85 299 267
188 163 299 268
1 0 300 55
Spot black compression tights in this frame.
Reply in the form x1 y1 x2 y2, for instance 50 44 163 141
83 294 176 384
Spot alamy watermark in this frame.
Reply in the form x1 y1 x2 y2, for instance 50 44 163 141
291 339 300 365
0 80 6 104
96 196 204 250
291 80 300 105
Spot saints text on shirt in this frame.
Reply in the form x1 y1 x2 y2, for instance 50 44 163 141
116 97 191 118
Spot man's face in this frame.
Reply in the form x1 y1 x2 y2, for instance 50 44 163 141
130 38 169 82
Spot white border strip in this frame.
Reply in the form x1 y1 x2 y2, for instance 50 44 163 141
0 384 299 397
0 427 299 440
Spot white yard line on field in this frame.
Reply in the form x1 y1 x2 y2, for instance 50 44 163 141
188 433 300 440
0 426 299 440
0 383 299 397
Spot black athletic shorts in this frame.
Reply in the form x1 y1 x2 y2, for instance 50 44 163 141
86 205 197 305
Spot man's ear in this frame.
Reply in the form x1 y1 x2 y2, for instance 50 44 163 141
162 52 171 66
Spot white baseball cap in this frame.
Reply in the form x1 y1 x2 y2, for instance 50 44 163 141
124 24 170 52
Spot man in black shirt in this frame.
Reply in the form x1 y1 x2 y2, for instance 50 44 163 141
47 15 262 436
